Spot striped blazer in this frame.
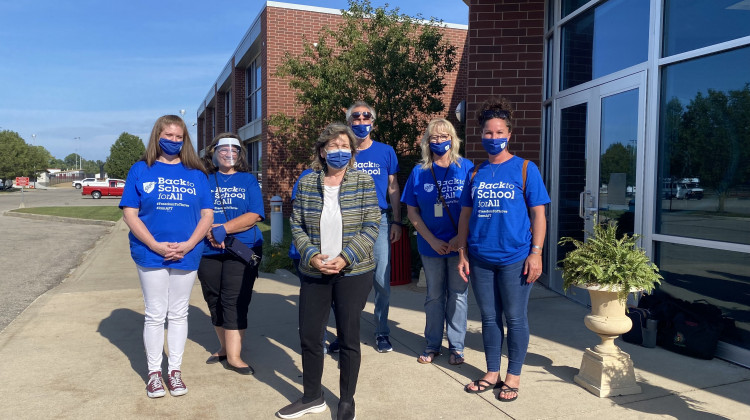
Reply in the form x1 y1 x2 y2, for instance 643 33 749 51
291 168 380 278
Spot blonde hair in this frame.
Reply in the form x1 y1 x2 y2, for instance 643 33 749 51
419 118 464 169
142 115 206 173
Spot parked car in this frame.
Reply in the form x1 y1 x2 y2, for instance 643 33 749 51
82 179 125 199
73 178 97 189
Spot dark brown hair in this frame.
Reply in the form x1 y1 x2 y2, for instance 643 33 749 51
202 132 251 174
477 96 514 132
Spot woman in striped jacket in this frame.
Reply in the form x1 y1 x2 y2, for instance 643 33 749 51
277 122 380 420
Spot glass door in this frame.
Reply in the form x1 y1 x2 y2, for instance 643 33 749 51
547 72 646 304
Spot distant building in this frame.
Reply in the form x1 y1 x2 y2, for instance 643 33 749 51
195 1 467 215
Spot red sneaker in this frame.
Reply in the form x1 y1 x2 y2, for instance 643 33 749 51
166 370 188 397
146 371 166 398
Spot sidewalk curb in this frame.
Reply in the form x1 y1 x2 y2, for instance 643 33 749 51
3 210 117 226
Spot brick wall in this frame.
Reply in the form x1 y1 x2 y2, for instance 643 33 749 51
264 6 468 215
465 0 545 165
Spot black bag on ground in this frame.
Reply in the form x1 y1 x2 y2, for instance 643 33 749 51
623 307 650 345
639 293 724 360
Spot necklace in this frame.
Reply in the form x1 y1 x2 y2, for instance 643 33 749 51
489 162 502 178
219 171 236 183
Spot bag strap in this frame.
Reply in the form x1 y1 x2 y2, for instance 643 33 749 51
429 164 458 232
213 172 256 243
470 158 529 195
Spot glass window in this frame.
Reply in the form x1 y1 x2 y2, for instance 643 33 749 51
245 59 263 123
562 0 590 18
663 0 750 57
656 46 750 245
225 90 232 132
545 36 554 98
560 0 649 90
654 242 750 350
245 66 254 124
247 140 262 186
599 89 638 235
557 103 588 259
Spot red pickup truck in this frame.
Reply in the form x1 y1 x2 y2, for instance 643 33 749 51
82 179 125 199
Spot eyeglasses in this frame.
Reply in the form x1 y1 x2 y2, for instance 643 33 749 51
351 111 373 120
428 134 451 142
478 109 510 124
216 146 239 156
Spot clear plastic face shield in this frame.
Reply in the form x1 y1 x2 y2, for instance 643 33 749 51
212 138 242 168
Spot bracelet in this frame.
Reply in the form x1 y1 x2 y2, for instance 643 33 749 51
391 221 402 226
530 250 541 255
531 245 542 250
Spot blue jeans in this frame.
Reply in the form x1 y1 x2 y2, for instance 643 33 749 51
421 254 468 354
469 258 531 375
372 213 391 337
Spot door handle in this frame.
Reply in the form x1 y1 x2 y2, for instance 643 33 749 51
579 191 586 219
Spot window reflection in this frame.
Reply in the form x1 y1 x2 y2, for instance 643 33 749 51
599 89 638 235
655 242 749 349
561 0 649 90
663 0 750 57
657 46 750 245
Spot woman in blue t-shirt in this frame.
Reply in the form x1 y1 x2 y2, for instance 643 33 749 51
401 118 473 366
120 115 214 399
197 133 264 375
456 98 550 402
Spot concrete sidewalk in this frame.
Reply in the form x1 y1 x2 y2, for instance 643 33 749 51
1 220 748 419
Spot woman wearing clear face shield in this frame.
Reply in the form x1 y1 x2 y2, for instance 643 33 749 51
198 133 264 375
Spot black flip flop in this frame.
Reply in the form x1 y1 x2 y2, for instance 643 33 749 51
464 378 496 393
497 382 519 402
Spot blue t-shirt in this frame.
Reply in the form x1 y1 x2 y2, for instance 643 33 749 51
119 161 214 270
459 156 550 265
288 168 314 260
203 171 265 256
354 141 399 210
401 158 474 257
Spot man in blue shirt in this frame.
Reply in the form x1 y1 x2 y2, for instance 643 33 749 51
347 101 402 353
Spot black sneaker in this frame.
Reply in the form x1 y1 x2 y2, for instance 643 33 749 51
376 335 393 353
328 339 340 353
337 400 355 420
277 394 327 419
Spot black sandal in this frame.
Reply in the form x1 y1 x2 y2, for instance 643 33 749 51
464 378 496 393
496 382 519 402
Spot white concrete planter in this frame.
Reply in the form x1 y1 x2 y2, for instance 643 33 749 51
573 285 643 398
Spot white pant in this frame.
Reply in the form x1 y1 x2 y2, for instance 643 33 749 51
137 265 196 373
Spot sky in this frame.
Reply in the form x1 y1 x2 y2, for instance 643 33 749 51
0 0 468 164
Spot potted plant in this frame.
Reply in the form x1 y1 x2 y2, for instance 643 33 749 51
559 215 662 303
558 214 662 397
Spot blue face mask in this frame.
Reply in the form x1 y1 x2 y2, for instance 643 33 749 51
429 140 451 156
482 137 508 155
159 138 183 156
350 124 372 139
325 149 352 169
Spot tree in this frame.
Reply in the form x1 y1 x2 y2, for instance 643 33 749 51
0 130 49 180
678 85 750 211
268 0 458 168
105 132 145 179
64 153 81 170
600 142 635 186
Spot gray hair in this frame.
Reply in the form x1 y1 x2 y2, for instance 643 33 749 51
345 101 377 124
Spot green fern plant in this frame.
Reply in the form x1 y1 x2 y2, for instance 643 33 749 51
558 215 662 302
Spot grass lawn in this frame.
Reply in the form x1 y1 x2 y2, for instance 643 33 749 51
257 219 295 273
10 206 123 222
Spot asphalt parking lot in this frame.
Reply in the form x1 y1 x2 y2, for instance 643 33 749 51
0 186 117 331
